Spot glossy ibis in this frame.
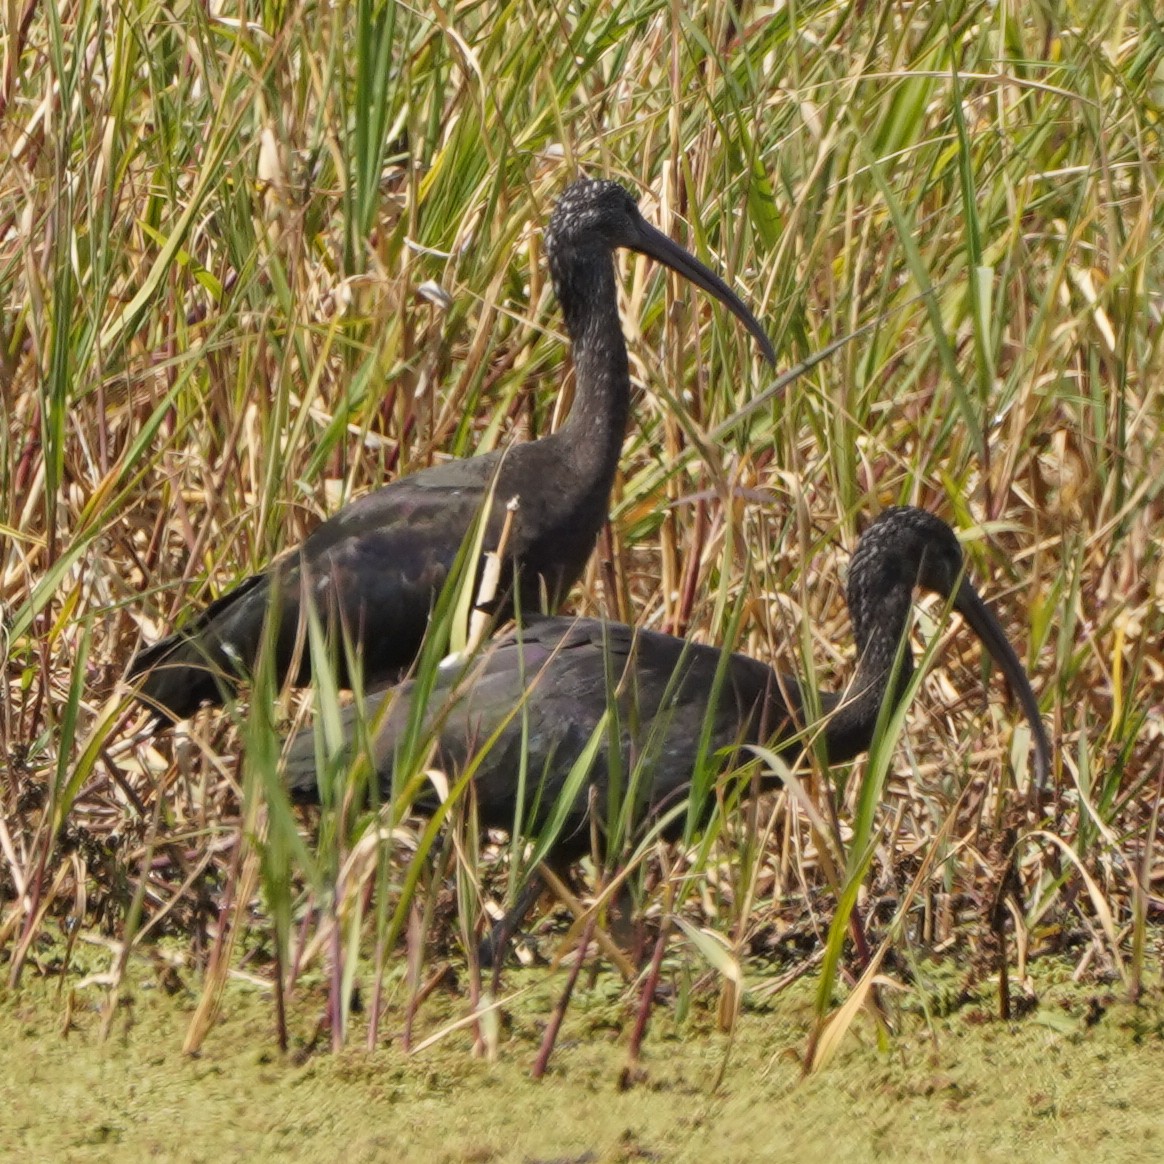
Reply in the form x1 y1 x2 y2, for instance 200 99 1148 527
283 506 1052 864
129 180 776 723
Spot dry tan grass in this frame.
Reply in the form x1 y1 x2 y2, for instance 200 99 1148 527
1 0 1162 1054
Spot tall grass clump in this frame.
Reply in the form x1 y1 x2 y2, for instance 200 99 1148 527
1 0 1162 1069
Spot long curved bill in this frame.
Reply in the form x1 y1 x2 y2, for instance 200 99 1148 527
953 578 1053 789
630 218 777 365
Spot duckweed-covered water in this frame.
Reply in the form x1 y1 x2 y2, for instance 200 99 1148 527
3 956 1161 1163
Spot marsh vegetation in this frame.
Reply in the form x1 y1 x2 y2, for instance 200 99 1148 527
1 0 1162 1149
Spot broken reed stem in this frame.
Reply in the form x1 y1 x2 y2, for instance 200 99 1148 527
467 495 519 653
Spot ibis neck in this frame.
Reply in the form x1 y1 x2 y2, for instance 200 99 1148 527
553 247 632 482
822 591 916 764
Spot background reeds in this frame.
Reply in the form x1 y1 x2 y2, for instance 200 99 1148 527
1 0 1161 1060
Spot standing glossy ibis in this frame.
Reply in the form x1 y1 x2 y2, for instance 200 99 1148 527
283 506 1051 868
129 180 776 722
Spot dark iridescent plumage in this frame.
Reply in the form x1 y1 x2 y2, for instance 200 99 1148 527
129 180 775 722
284 507 1052 857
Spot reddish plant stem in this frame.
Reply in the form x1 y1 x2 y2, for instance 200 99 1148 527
531 914 596 1079
626 918 670 1066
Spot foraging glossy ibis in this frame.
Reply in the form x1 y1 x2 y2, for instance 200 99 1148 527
129 180 776 722
283 506 1051 861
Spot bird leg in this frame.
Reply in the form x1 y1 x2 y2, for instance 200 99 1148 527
479 858 640 987
480 868 549 981
542 863 639 982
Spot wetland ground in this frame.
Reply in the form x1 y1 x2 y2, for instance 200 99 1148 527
3 955 1162 1163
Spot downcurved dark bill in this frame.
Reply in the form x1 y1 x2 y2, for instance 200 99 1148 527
629 218 777 365
953 579 1053 788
